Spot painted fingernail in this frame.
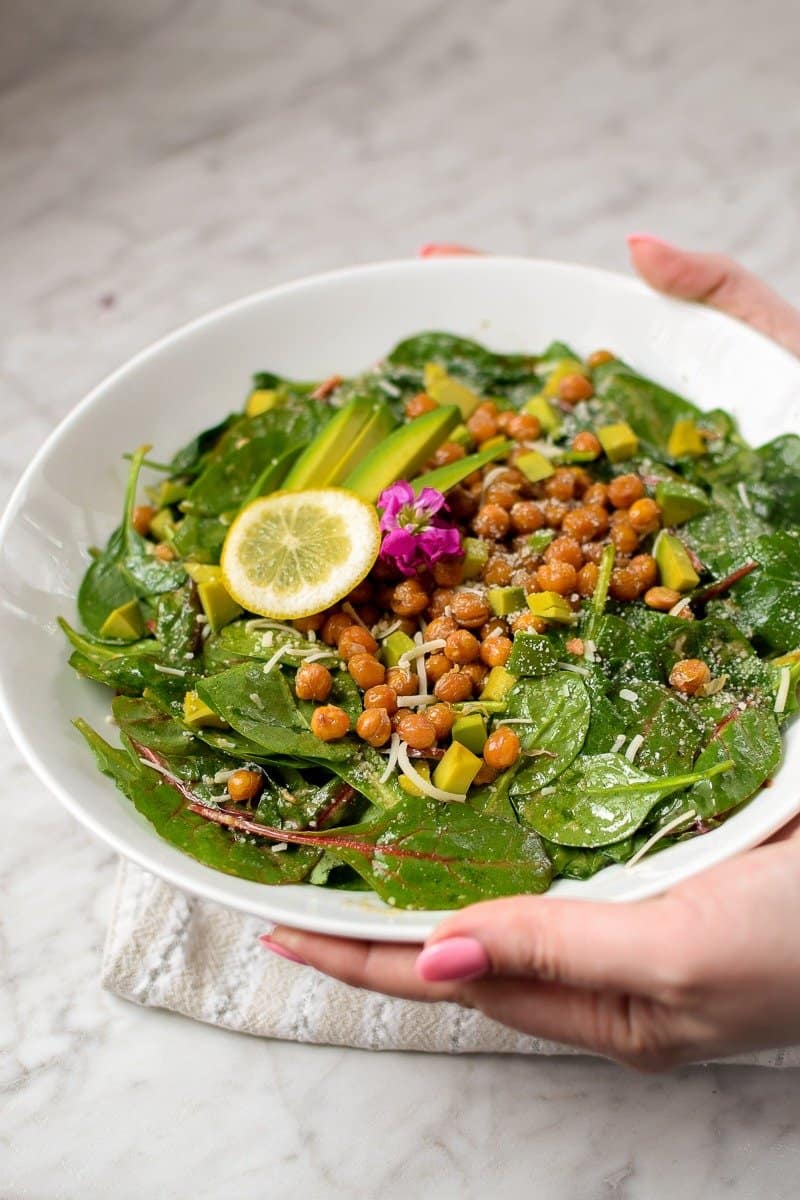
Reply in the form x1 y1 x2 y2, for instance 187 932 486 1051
259 935 307 965
417 242 481 257
415 936 490 982
626 232 673 248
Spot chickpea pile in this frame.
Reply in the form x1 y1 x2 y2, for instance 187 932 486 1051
294 356 694 789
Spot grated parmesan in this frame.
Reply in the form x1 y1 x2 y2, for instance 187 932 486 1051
398 637 446 667
249 692 264 709
611 734 627 754
153 663 186 677
626 809 697 869
379 733 400 783
396 694 439 707
625 733 644 762
737 481 752 510
619 688 639 703
396 740 466 802
774 666 791 714
342 601 370 630
262 645 289 674
558 661 591 677
668 596 693 618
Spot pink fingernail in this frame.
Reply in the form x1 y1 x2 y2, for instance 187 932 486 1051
417 242 481 258
415 936 490 982
259 935 307 965
626 232 674 248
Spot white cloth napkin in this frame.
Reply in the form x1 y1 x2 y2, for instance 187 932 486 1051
103 859 800 1065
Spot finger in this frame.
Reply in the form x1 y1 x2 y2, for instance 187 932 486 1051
417 893 687 995
627 234 800 356
262 927 465 1003
417 242 483 257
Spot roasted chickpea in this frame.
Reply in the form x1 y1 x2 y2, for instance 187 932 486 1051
472 502 511 540
458 661 486 689
506 412 541 441
511 612 547 634
484 481 519 509
355 708 393 747
570 431 602 458
630 553 659 590
450 592 491 628
311 705 350 741
607 473 645 509
427 702 456 740
583 482 609 508
480 617 509 640
467 401 499 444
428 587 456 618
480 635 512 667
611 520 640 555
544 535 584 569
293 612 326 634
404 391 437 419
338 625 379 659
346 579 374 605
425 615 459 640
581 541 605 564
433 669 474 703
669 658 711 696
432 558 464 587
447 485 479 522
628 497 661 534
483 726 521 769
390 578 429 617
482 556 514 585
132 504 157 537
544 468 577 502
609 567 643 602
295 661 333 701
227 768 263 804
363 684 398 714
577 562 600 597
473 762 500 787
565 637 585 656
429 441 466 468
153 542 176 561
644 586 683 611
587 348 616 367
536 561 578 595
541 499 568 528
426 652 453 684
495 410 515 432
557 373 594 404
395 712 438 750
385 667 419 696
508 500 543 535
444 629 481 664
347 652 385 690
321 611 352 646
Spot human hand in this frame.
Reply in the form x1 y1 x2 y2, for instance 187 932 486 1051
261 237 800 1070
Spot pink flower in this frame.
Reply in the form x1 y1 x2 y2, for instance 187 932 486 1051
377 482 462 577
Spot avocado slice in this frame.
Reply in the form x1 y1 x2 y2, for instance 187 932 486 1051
479 665 518 701
432 741 483 794
451 713 487 755
655 480 709 526
99 599 144 642
185 565 243 630
411 439 513 496
667 418 706 458
506 631 558 677
245 388 278 418
183 690 229 729
527 591 575 623
344 405 460 502
487 586 526 616
515 449 555 483
461 537 490 579
597 422 639 463
283 396 391 491
523 394 561 434
149 508 176 542
380 630 416 668
654 531 700 592
156 479 190 507
423 363 482 419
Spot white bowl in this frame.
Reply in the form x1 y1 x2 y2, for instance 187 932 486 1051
2 256 799 942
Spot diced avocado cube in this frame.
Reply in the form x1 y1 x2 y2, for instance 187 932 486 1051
507 631 558 677
149 508 176 542
423 363 482 419
597 422 639 463
197 577 243 632
541 359 586 399
523 394 561 434
480 665 518 702
157 480 190 507
399 762 430 797
433 741 482 795
246 388 279 418
477 434 508 452
487 586 526 617
184 562 221 584
451 713 487 755
526 591 575 624
655 480 710 526
381 630 416 668
99 600 144 642
183 690 228 729
667 418 706 458
515 450 555 483
527 529 555 555
654 531 700 593
461 537 490 580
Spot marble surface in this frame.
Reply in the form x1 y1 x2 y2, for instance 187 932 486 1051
2 1 800 1195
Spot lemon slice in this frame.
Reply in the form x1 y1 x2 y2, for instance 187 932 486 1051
221 488 381 619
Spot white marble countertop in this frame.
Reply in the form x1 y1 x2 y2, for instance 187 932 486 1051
3 1 800 1195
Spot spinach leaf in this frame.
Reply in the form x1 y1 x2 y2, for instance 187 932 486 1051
594 364 700 450
683 485 771 574
506 674 591 796
75 720 320 883
59 617 161 664
589 613 661 684
687 704 782 818
387 331 540 393
167 415 237 479
602 680 707 776
519 753 733 847
172 514 228 564
154 586 201 665
717 531 800 652
751 434 800 528
659 616 777 701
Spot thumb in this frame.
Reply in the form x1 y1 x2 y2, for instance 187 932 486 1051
416 893 685 995
627 234 800 357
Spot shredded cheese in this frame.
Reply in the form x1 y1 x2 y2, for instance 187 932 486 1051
619 688 639 703
396 740 466 802
249 691 264 709
584 639 597 662
557 661 590 677
396 694 439 707
611 734 627 754
737 481 752 510
138 756 181 784
398 638 446 668
775 666 791 714
262 645 289 674
373 619 404 640
379 733 400 783
625 733 644 762
626 809 697 869
213 768 237 784
342 602 370 631
668 596 693 618
153 663 186 677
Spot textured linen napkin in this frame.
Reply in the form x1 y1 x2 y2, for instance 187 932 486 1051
103 858 800 1065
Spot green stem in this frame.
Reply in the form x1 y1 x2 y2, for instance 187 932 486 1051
586 758 734 797
123 444 152 534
